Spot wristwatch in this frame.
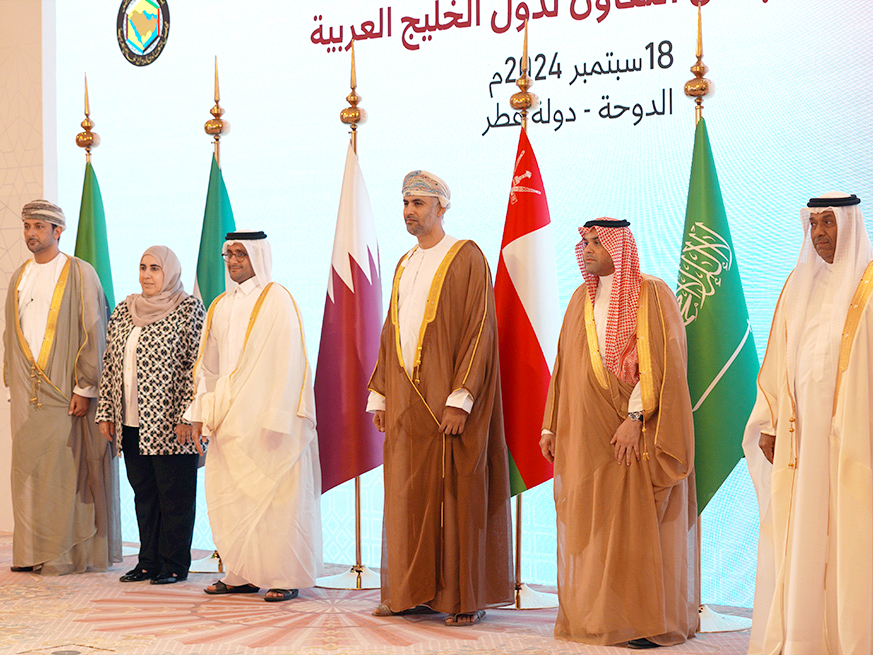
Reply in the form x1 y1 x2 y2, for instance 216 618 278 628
627 411 643 422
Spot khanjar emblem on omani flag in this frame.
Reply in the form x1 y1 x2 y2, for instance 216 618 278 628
509 150 543 205
116 0 170 66
677 221 732 326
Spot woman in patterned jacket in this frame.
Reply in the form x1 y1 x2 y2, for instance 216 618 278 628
97 246 205 585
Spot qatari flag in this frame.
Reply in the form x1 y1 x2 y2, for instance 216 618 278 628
315 142 383 493
495 127 560 496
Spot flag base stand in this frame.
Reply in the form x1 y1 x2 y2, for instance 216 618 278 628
496 495 559 610
189 550 223 574
316 565 380 590
698 604 752 633
497 582 559 610
316 477 380 590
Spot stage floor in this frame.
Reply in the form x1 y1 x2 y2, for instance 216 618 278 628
0 536 751 654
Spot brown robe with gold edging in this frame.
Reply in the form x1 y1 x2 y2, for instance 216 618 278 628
543 274 698 645
369 239 513 614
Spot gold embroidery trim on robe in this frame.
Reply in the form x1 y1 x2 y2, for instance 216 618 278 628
636 279 653 461
389 241 468 426
583 288 609 390
274 283 312 418
241 283 273 351
637 279 654 413
390 254 409 372
833 261 873 416
13 258 72 401
414 240 467 377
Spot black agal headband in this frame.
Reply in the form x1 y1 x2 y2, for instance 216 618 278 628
582 219 630 228
807 195 860 208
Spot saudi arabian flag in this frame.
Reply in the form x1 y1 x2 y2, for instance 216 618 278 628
677 117 759 513
194 154 236 309
74 161 115 308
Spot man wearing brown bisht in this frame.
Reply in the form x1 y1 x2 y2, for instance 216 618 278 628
539 218 698 649
367 170 513 627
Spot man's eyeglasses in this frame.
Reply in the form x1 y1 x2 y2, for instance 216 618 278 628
222 251 249 262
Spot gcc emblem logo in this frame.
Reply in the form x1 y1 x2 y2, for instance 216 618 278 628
117 0 170 66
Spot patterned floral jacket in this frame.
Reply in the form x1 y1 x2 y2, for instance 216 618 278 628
96 295 205 455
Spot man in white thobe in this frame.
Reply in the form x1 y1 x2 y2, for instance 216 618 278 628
184 230 323 602
744 191 873 654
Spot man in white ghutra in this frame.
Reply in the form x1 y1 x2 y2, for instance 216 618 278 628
745 192 873 654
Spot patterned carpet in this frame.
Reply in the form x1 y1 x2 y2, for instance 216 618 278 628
0 534 750 655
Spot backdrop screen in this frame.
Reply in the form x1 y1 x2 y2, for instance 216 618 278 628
52 0 873 607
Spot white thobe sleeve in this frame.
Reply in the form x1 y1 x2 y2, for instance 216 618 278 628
446 389 474 413
184 327 220 423
73 383 98 398
628 383 642 413
365 390 386 413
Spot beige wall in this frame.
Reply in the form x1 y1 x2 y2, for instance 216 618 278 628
0 0 54 531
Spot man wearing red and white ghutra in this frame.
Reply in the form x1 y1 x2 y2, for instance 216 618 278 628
540 218 698 648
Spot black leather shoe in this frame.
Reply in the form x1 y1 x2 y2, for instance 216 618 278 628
119 568 154 582
151 571 187 585
627 638 661 649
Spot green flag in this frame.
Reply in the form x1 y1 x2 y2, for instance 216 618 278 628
74 161 115 308
677 118 759 513
195 154 236 309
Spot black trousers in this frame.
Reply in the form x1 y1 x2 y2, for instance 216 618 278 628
121 426 198 575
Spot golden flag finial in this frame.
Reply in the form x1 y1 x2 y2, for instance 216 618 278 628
351 41 357 90
76 73 100 162
510 20 539 131
521 20 529 76
341 42 368 152
205 56 229 164
684 2 711 124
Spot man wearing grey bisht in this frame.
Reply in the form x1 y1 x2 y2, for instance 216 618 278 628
3 199 121 574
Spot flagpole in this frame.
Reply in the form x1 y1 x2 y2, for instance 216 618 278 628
684 4 750 634
76 75 136 549
317 42 379 591
190 55 231 576
501 22 557 611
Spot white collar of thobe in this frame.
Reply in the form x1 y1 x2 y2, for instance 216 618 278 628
595 273 614 301
231 276 262 297
29 251 66 267
419 234 449 251
407 234 453 259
